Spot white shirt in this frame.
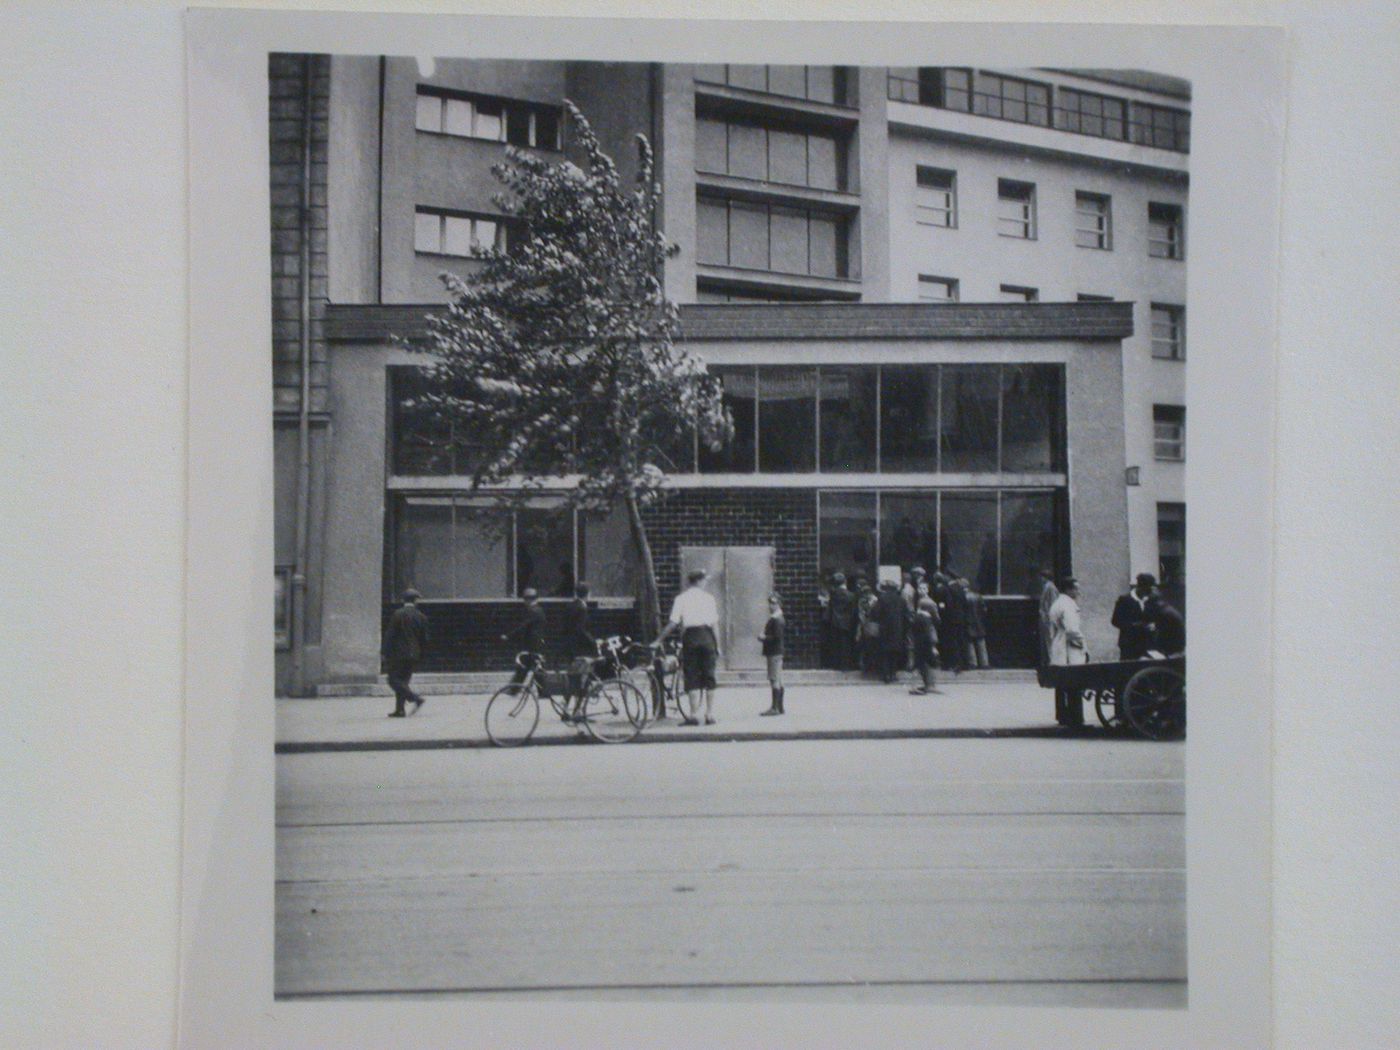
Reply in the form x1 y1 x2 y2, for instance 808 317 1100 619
1048 593 1087 665
668 585 719 630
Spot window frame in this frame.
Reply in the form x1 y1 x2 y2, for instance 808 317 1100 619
1074 191 1112 250
1056 87 1129 140
916 275 959 303
414 86 562 150
974 72 1052 127
915 166 957 228
1131 101 1191 152
413 206 511 258
1148 201 1186 260
999 284 1039 303
1153 404 1187 461
696 194 850 279
997 179 1037 240
1151 303 1186 361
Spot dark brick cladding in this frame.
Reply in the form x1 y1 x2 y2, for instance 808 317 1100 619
642 488 822 668
269 54 331 415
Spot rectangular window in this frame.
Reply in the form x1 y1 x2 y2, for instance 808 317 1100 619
1000 491 1059 597
766 65 808 99
939 492 999 591
879 367 940 472
1154 404 1186 461
1074 191 1112 250
819 491 879 586
696 195 850 278
917 275 959 303
879 492 940 573
940 365 1000 472
1157 502 1186 585
580 506 639 600
1151 304 1186 360
999 284 1039 302
997 179 1036 239
1001 364 1064 472
415 88 561 149
698 367 757 473
702 64 847 104
758 367 817 472
974 72 1051 126
1131 102 1191 152
913 67 972 111
1056 87 1127 140
695 116 727 172
727 122 767 180
515 508 576 597
697 117 846 191
413 207 507 257
818 367 878 472
915 166 956 227
1149 202 1185 259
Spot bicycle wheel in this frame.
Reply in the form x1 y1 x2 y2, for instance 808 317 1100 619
579 678 645 744
484 682 540 747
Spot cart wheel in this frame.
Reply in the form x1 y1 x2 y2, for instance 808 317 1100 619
1122 666 1186 741
1093 688 1124 729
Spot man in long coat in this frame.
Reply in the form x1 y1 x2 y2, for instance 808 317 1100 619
875 580 909 684
384 588 429 717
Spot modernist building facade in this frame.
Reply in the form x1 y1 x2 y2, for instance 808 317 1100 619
271 55 1184 693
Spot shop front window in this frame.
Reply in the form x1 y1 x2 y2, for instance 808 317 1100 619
940 492 999 591
818 491 878 586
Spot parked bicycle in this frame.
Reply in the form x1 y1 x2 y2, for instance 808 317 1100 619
484 648 647 747
597 635 695 726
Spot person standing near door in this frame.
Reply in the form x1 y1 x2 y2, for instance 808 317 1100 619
384 588 429 718
758 593 786 716
657 569 722 726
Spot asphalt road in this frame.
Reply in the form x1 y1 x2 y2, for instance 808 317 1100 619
276 737 1185 1006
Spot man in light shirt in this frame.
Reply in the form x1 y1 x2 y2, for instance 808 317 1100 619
1048 576 1087 726
657 569 722 726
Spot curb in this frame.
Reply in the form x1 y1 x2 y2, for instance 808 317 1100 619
275 724 1115 754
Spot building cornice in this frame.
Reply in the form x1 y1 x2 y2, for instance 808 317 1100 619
324 300 1134 344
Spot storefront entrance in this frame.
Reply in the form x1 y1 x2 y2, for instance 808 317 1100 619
679 546 775 670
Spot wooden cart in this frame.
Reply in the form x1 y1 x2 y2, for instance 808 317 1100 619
1037 655 1186 740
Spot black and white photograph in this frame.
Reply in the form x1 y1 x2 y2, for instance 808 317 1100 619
271 53 1192 1006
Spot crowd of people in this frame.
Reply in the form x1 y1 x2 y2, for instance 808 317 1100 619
818 567 990 694
379 565 1185 722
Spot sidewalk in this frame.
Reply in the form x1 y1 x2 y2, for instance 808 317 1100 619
276 678 1078 752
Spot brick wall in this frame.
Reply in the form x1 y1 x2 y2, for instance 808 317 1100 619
642 488 823 668
269 53 330 415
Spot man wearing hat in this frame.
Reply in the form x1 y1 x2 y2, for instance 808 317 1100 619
383 588 429 718
501 586 548 686
1111 573 1159 660
827 571 857 671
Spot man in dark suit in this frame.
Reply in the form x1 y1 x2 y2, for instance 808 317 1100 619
875 580 909 684
1147 595 1186 656
384 588 429 717
1111 573 1159 660
501 587 548 684
827 572 857 671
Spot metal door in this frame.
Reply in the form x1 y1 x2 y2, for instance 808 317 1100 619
679 545 775 670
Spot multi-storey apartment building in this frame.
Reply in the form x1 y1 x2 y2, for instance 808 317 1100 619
272 55 1182 694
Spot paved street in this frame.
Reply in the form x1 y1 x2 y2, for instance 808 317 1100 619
276 729 1185 1006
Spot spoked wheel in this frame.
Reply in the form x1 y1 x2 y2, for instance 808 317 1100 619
1122 667 1186 741
1094 688 1124 729
579 678 646 744
484 683 541 747
618 666 657 726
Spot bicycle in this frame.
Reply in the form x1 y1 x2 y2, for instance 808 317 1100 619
484 650 647 747
602 635 695 726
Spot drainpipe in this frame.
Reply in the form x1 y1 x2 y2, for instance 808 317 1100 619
289 55 315 696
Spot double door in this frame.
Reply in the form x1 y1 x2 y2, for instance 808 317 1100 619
678 546 775 670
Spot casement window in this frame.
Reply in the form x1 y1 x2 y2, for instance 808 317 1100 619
1148 202 1185 259
973 72 1052 127
915 166 957 227
917 275 959 303
695 116 845 191
1154 404 1186 461
694 65 849 106
1151 304 1186 360
696 196 850 279
997 179 1036 239
999 284 1039 303
1056 88 1128 140
413 207 508 257
1130 102 1191 152
415 88 561 149
1074 191 1112 250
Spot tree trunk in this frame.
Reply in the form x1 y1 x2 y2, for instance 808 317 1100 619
624 490 661 639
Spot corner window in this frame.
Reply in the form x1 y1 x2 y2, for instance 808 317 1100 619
1151 304 1186 360
1153 405 1186 461
997 179 1036 239
1131 102 1191 152
1148 202 1185 259
1074 191 1112 250
915 166 956 227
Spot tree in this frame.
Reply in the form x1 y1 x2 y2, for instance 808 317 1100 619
406 102 731 636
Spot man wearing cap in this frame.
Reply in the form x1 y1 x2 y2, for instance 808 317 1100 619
1112 573 1159 660
501 587 548 685
658 568 722 725
1048 577 1088 726
383 588 429 718
827 572 857 671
